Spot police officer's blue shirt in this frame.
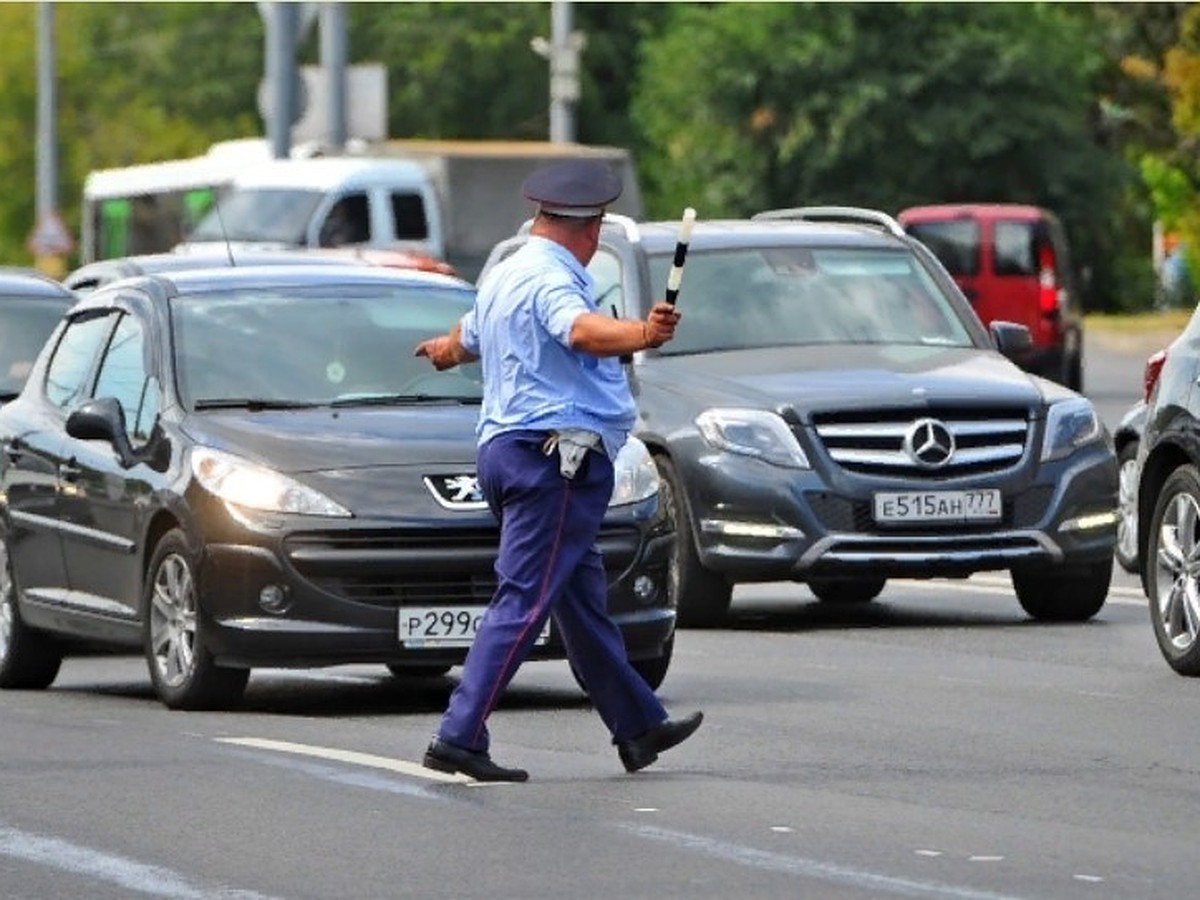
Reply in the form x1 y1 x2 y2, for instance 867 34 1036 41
459 236 635 460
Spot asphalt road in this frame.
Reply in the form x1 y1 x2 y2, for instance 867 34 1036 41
1 331 1192 900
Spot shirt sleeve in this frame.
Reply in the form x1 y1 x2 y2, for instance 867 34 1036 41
537 278 591 347
459 307 480 355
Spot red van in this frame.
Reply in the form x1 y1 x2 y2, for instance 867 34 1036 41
898 203 1083 391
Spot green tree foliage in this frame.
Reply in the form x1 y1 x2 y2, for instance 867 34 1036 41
0 0 1178 312
631 2 1134 310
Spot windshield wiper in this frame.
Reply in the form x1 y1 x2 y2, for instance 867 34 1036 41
193 398 324 411
329 393 478 408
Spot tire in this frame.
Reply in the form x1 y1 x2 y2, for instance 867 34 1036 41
1011 557 1111 622
144 529 249 710
386 663 452 679
1146 465 1200 675
1065 347 1084 393
0 536 62 690
570 633 674 693
807 576 886 604
1114 439 1140 574
654 455 732 628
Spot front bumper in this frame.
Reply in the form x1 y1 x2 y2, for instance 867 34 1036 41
196 504 674 669
686 444 1117 582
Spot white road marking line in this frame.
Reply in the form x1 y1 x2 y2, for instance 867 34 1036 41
969 856 1005 862
1073 874 1105 883
623 824 1030 899
215 736 475 785
0 823 280 899
915 849 944 857
770 826 795 833
634 807 659 813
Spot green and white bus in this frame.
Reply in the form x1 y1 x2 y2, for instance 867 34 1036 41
80 140 296 263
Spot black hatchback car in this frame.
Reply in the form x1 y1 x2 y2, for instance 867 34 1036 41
0 265 673 709
484 208 1118 627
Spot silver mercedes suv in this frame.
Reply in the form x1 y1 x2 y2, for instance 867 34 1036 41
481 207 1118 627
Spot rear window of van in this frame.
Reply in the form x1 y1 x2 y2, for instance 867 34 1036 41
904 220 979 276
992 221 1037 276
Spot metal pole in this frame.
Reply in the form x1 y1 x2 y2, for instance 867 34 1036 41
548 0 581 144
35 1 55 223
266 1 299 159
320 2 347 151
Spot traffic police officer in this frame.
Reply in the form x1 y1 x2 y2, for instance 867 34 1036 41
414 159 702 781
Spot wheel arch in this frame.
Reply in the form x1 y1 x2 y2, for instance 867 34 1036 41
1138 442 1191 589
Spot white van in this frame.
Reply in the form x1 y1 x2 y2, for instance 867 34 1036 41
178 157 442 261
176 142 643 280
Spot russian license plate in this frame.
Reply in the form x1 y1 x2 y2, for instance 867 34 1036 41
873 489 1002 524
398 606 551 648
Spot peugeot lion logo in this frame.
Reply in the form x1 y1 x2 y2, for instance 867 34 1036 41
903 418 955 469
425 474 489 510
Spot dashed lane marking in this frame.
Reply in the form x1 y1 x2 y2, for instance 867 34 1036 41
215 736 475 785
0 822 280 899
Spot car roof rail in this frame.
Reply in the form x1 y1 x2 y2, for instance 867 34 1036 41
602 212 642 242
753 206 905 238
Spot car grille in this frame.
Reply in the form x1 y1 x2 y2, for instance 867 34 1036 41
282 526 643 609
809 407 1030 479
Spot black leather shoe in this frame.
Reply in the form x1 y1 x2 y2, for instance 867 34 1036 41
423 738 529 782
617 711 704 773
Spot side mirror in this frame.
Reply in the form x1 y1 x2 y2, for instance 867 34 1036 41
989 321 1034 358
66 397 136 468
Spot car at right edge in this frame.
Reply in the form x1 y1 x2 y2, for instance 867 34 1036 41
481 207 1119 628
1135 314 1200 674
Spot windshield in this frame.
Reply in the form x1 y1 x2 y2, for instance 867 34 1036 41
646 246 974 356
0 297 68 395
171 284 482 408
187 188 325 244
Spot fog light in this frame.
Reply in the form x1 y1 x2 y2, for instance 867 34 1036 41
1059 510 1119 533
633 575 655 601
259 584 291 614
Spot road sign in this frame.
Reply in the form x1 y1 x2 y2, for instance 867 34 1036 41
27 209 74 257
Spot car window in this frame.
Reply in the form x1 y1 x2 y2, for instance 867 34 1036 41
391 192 429 241
904 220 980 277
646 247 973 355
588 249 625 316
993 221 1037 276
319 193 371 247
93 312 159 444
43 312 118 411
188 188 323 244
171 284 482 407
0 297 69 395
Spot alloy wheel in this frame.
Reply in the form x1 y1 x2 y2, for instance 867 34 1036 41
1116 455 1139 567
149 552 198 688
1154 491 1200 652
0 544 11 662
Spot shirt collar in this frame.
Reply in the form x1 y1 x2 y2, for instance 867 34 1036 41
529 235 595 294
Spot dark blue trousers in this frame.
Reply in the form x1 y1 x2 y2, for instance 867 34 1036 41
437 430 667 752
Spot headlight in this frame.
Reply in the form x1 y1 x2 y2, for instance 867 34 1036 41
695 408 811 469
610 437 659 507
191 447 351 517
1041 397 1102 462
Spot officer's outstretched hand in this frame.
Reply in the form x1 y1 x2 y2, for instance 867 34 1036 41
415 334 464 371
644 302 682 348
